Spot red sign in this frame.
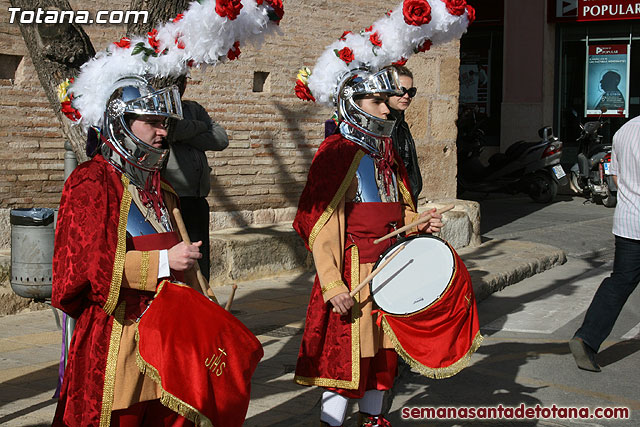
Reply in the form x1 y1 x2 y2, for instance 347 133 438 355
588 44 628 55
578 0 640 21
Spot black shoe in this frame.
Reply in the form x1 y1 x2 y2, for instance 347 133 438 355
569 337 601 372
359 412 391 427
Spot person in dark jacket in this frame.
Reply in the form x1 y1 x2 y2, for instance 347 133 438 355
162 75 229 280
386 65 423 203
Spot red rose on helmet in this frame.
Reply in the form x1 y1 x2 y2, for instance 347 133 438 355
466 5 476 24
336 47 354 64
339 31 352 41
227 41 241 60
266 0 284 21
216 0 243 20
172 13 184 23
294 80 315 102
114 37 130 48
445 0 467 16
393 57 408 66
370 32 382 48
175 37 185 49
147 29 160 52
403 0 432 26
416 39 432 52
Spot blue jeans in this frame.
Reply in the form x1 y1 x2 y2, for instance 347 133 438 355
575 235 640 352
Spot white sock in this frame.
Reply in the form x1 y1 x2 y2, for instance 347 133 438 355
320 391 348 426
357 389 384 416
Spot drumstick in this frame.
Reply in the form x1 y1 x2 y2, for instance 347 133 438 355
373 204 455 245
224 284 238 311
172 208 219 304
332 245 405 313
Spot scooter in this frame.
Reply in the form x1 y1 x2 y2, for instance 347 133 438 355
457 126 568 203
570 118 617 207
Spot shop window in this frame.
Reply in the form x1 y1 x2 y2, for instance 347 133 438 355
556 22 640 163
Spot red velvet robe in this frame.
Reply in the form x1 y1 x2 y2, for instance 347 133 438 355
51 155 183 426
293 135 415 389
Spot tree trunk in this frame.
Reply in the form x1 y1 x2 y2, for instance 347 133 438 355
10 0 95 163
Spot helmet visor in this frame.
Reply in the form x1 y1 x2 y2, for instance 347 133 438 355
125 86 183 120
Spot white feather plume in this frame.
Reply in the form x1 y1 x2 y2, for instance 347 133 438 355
306 0 473 106
70 0 282 129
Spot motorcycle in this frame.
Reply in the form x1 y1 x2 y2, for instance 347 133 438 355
569 118 617 207
457 125 568 203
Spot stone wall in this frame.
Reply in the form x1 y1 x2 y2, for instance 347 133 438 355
0 0 463 240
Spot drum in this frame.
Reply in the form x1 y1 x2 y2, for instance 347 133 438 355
369 235 483 379
136 281 263 427
370 235 455 315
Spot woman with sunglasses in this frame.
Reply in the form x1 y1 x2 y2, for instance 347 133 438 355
386 65 423 203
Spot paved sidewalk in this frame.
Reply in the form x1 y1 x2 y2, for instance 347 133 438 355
0 239 565 426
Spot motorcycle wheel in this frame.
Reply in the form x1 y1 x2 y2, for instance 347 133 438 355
602 187 617 208
528 172 558 203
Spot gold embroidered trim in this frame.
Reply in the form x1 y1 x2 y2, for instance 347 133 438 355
308 151 364 251
398 180 415 212
104 175 132 315
134 285 213 427
294 246 361 389
382 316 483 379
99 302 125 427
139 251 150 291
321 280 345 295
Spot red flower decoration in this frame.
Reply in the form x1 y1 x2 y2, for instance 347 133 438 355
364 25 373 33
227 41 241 61
173 13 184 23
339 30 352 41
403 0 432 26
336 47 354 64
466 5 476 24
264 0 284 22
187 59 195 68
147 29 161 52
61 100 81 121
386 9 393 16
114 37 130 48
393 57 408 66
369 32 382 48
216 0 243 21
444 0 467 16
175 37 185 49
294 80 315 102
417 39 432 52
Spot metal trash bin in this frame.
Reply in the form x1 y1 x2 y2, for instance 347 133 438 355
10 208 55 301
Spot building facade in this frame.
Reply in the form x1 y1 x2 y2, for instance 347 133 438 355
0 0 464 247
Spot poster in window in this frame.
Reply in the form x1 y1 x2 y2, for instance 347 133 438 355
585 43 630 117
460 48 490 116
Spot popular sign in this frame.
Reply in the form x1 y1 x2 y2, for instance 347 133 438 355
578 0 640 21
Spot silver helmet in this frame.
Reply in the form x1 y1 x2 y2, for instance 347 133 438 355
101 75 183 188
337 67 402 154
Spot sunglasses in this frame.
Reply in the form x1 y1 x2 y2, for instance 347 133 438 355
400 86 417 98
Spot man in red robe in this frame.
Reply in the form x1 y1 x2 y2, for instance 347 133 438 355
293 67 444 427
52 76 206 427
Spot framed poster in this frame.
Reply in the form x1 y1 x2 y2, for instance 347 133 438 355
459 47 490 116
584 43 630 117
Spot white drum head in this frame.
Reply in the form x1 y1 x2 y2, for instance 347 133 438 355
370 236 455 315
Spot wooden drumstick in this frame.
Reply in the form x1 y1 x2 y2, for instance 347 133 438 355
172 208 219 304
373 204 455 245
332 245 405 313
224 284 238 312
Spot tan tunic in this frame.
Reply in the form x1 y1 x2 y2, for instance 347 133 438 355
312 177 418 358
112 184 198 410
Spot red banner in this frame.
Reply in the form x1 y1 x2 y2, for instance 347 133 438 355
578 0 640 21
